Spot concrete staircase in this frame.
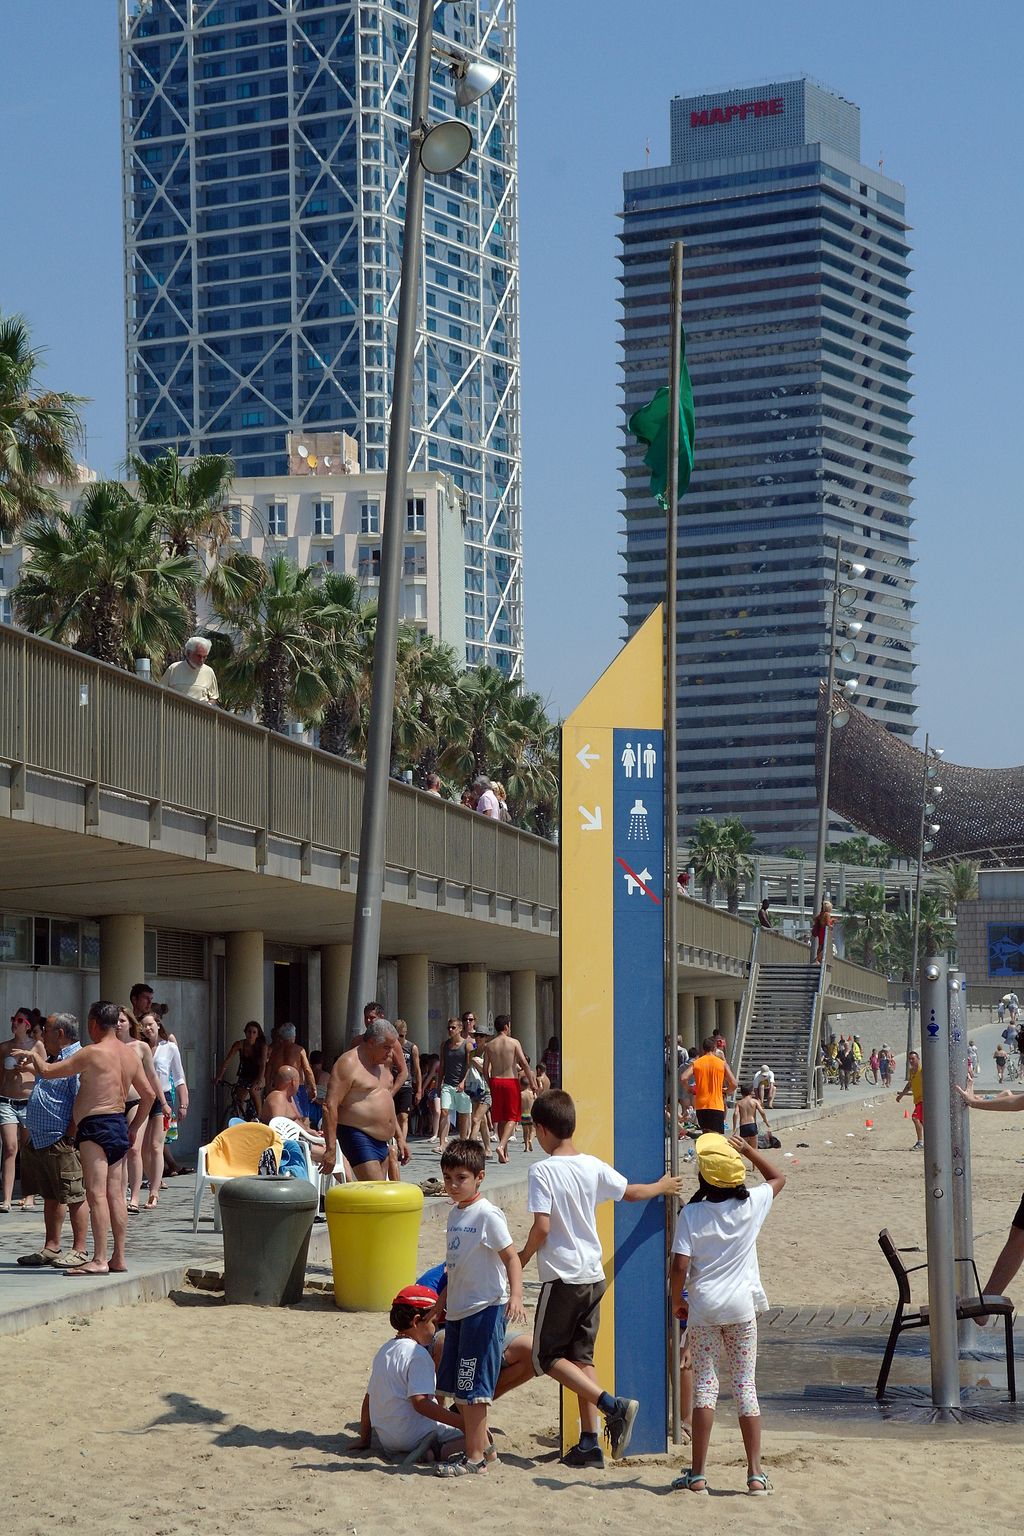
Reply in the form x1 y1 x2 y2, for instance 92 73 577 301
735 963 822 1109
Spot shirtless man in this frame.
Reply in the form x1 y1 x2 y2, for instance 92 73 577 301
482 1015 537 1164
320 1019 408 1180
261 1066 308 1126
263 1024 316 1101
1 1005 36 1212
16 1000 154 1274
350 1000 409 1100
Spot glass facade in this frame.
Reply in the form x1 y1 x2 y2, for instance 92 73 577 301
120 0 522 674
620 79 916 852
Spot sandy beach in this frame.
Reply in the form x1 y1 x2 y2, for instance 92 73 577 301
5 1087 1023 1536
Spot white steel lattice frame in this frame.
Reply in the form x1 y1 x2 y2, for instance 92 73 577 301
121 0 522 676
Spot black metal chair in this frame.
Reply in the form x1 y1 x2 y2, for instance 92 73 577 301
876 1229 1016 1401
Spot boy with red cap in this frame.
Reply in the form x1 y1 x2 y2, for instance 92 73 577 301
357 1283 467 1462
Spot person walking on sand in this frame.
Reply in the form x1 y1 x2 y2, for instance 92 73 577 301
681 1039 737 1135
732 1086 770 1151
896 1050 924 1148
14 1000 154 1275
669 1132 786 1496
482 1014 537 1164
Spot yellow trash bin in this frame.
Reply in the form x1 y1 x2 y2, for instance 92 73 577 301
325 1180 425 1311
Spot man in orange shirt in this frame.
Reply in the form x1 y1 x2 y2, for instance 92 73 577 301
681 1038 737 1135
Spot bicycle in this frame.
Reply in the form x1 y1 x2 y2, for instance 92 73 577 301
861 1063 879 1086
1006 1056 1024 1085
215 1077 261 1130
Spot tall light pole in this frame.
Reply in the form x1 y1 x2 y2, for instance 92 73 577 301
345 4 495 1040
812 539 865 912
906 735 944 1060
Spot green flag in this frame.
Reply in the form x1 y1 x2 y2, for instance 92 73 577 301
627 329 695 508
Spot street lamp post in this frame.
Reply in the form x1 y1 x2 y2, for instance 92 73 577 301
906 734 944 1060
812 540 865 913
345 2 489 1040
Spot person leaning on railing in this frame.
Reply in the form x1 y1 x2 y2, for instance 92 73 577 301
810 900 833 963
161 636 219 705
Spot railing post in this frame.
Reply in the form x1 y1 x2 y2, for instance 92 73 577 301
206 710 219 854
12 633 27 810
86 659 101 828
256 730 269 868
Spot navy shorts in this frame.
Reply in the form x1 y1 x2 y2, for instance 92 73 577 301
76 1113 130 1166
338 1123 389 1168
437 1303 505 1404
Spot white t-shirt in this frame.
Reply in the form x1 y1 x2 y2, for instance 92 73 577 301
527 1153 627 1284
476 789 501 819
444 1196 512 1320
753 1067 775 1088
153 1040 186 1093
162 659 219 703
671 1183 773 1326
367 1337 438 1453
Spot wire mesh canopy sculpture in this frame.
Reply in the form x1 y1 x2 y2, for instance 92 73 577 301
816 683 1024 866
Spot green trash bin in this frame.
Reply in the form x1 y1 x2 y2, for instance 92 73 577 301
325 1181 424 1311
219 1176 318 1306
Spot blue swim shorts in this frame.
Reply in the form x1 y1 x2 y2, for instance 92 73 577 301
76 1112 130 1166
338 1123 389 1168
436 1304 506 1405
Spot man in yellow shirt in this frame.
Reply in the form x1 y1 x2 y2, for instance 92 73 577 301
161 636 219 704
896 1049 923 1149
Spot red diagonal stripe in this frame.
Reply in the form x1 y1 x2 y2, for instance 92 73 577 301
615 856 661 904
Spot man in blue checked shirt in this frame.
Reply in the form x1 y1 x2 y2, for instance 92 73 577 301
16 1014 90 1270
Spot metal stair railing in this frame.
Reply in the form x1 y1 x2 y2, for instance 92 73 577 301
730 923 760 1079
805 947 831 1107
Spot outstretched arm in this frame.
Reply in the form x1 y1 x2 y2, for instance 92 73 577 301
625 1171 686 1201
957 1085 1024 1112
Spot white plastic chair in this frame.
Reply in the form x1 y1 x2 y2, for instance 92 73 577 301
192 1123 283 1233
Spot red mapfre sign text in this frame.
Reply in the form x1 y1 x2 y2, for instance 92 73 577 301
690 98 784 127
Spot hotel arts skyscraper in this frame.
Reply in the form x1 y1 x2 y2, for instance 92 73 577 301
120 1 522 675
620 79 916 851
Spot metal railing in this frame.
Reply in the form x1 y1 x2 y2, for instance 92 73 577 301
806 949 831 1107
0 624 558 910
730 923 761 1076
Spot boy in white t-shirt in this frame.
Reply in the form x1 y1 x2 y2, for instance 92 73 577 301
357 1284 466 1461
435 1138 525 1476
518 1089 684 1469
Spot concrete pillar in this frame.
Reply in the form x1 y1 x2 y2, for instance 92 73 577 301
225 931 265 1040
100 914 146 1008
716 997 737 1055
697 994 717 1042
678 991 697 1052
321 942 352 1061
511 969 538 1068
459 965 489 1029
397 953 430 1053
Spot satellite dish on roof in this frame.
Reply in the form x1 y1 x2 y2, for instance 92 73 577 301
297 444 309 459
307 454 318 469
323 456 332 467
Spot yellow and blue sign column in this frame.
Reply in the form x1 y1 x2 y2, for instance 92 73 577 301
560 606 666 1454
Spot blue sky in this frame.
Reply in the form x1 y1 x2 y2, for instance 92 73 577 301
0 1 1019 766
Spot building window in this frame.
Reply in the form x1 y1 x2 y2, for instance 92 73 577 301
267 502 286 537
403 544 427 578
228 503 242 537
357 546 381 581
313 499 333 537
406 495 426 532
360 501 380 535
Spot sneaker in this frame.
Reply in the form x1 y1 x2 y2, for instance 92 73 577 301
602 1397 639 1460
561 1442 605 1469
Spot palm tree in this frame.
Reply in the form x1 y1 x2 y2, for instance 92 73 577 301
307 571 375 758
938 859 979 906
719 817 757 914
14 482 195 668
496 690 559 831
886 896 956 979
0 313 85 539
689 818 730 904
441 665 522 786
843 882 891 969
392 632 462 783
213 554 339 732
129 447 235 628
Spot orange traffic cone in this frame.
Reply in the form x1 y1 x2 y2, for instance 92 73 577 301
903 1108 909 1118
865 1119 874 1128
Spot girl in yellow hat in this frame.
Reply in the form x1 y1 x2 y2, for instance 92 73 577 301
669 1133 786 1497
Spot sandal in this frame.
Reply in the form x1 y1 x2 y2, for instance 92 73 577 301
127 1201 140 1214
747 1472 773 1496
436 1454 487 1477
17 1248 63 1267
53 1250 89 1269
671 1469 709 1494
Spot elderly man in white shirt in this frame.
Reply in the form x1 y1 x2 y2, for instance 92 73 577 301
161 636 219 704
474 778 501 819
752 1063 776 1108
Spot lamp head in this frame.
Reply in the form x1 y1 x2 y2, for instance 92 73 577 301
452 57 502 107
847 561 867 578
419 119 473 174
838 640 857 665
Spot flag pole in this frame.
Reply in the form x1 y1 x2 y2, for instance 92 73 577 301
665 239 684 1447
